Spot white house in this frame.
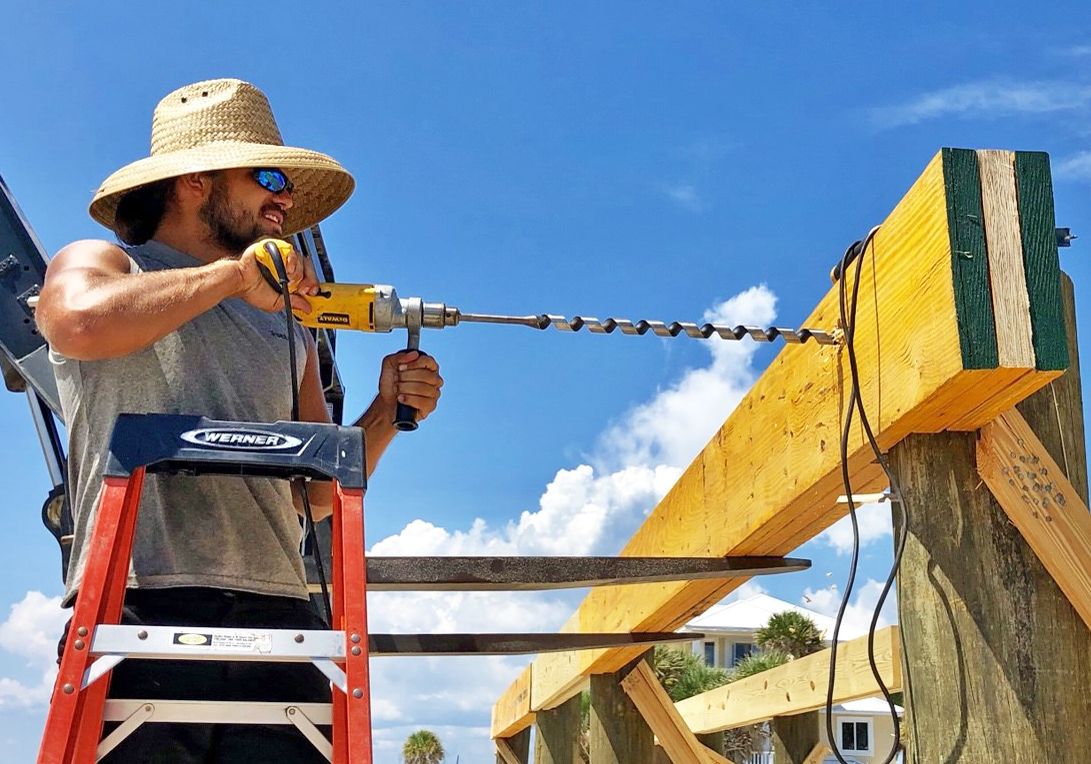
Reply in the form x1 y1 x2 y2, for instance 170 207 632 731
679 593 902 764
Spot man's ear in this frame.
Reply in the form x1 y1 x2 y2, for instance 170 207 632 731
176 172 213 201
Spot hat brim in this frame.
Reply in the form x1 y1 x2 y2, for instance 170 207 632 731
89 142 355 236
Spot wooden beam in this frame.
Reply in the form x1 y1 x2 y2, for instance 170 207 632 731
513 148 1065 714
533 693 582 764
494 148 1067 725
674 627 900 733
620 661 709 764
589 655 656 763
771 711 819 764
495 738 523 764
491 666 533 739
977 149 1034 369
802 743 830 764
977 408 1091 629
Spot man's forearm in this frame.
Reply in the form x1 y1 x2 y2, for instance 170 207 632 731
40 259 243 360
354 395 400 478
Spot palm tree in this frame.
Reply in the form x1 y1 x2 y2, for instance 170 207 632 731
402 729 445 764
755 610 825 659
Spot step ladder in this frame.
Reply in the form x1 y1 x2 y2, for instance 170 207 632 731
36 412 813 762
37 413 372 763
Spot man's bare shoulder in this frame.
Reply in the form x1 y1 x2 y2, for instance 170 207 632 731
49 239 131 275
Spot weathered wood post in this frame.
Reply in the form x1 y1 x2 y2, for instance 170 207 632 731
533 694 582 764
495 727 532 764
588 654 655 763
771 712 818 764
889 275 1091 761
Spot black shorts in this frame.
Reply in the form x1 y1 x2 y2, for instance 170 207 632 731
57 587 331 763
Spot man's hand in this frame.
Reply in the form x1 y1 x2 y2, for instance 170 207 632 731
233 239 320 314
378 350 444 422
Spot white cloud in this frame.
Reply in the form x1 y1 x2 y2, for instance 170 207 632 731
0 591 67 708
1056 150 1091 182
664 183 707 212
868 79 1091 128
801 579 898 641
364 286 777 750
816 501 894 556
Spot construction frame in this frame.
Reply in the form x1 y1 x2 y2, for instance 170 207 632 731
491 148 1091 763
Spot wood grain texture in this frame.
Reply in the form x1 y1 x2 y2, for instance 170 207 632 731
533 693 581 764
801 743 830 764
589 655 656 764
943 147 997 369
891 428 1091 761
771 712 819 764
494 149 1063 722
1015 151 1067 371
977 409 1091 629
977 149 1034 368
620 662 708 764
674 627 902 733
491 666 533 738
495 736 526 764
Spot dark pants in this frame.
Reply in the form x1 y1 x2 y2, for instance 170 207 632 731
58 587 331 763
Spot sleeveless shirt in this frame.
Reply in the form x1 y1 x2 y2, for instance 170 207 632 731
54 240 310 607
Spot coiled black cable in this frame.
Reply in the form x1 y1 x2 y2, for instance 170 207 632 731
824 226 909 764
266 243 334 628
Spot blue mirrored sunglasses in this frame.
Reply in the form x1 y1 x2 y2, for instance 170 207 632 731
251 168 294 195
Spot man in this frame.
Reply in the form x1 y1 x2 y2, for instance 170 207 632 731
36 78 443 761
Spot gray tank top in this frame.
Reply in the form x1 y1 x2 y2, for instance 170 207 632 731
54 240 310 607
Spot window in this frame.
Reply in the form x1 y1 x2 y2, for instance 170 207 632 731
703 641 716 666
838 718 872 755
731 641 754 666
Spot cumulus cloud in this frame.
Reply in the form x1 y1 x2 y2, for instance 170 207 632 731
365 286 778 754
802 579 897 641
0 591 67 708
868 79 1091 128
816 501 894 556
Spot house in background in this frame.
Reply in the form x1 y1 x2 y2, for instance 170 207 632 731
679 593 902 764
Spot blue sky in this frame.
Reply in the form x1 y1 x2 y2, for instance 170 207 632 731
2 2 1090 761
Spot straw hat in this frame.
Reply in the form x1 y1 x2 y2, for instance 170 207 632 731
89 78 355 236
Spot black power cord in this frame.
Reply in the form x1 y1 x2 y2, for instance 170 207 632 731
824 227 909 764
266 242 334 628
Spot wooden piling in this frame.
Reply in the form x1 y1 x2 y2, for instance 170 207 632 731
771 712 818 764
533 693 582 764
588 655 655 763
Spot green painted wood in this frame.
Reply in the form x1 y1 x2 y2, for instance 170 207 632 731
943 147 998 370
1014 152 1068 371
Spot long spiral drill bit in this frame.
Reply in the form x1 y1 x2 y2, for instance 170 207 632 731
453 311 841 345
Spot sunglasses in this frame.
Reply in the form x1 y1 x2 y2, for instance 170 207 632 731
251 168 294 196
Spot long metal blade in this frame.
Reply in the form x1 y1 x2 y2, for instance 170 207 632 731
365 555 809 591
368 631 701 656
456 311 838 345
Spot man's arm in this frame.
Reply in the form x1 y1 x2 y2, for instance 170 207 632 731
36 239 318 360
293 336 443 521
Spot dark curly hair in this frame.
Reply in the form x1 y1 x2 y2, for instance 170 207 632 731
113 178 178 245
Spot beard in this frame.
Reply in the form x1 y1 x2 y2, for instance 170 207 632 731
198 175 265 253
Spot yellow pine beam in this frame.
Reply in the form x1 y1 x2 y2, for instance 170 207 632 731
674 627 902 733
977 408 1091 629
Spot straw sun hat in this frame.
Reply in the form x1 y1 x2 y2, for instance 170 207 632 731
89 78 355 236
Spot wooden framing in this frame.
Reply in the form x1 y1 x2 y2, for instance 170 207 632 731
491 666 533 738
674 627 901 733
492 146 1065 734
619 662 730 764
977 408 1091 629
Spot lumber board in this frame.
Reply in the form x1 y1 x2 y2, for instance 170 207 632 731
494 147 1066 727
495 738 522 764
1015 151 1067 370
620 661 708 764
802 744 830 764
673 627 902 733
977 149 1034 369
977 408 1091 630
519 149 1060 713
491 666 533 738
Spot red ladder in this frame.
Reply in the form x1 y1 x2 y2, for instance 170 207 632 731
37 414 372 763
